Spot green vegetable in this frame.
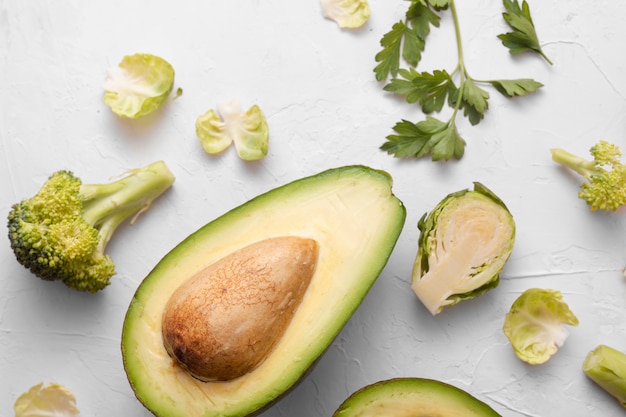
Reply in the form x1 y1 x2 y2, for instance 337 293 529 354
583 345 626 408
412 182 515 315
332 377 501 417
498 0 553 64
121 165 406 417
14 382 80 417
375 0 544 161
103 53 175 119
7 160 175 292
196 100 269 161
551 140 626 212
321 0 370 29
503 288 579 364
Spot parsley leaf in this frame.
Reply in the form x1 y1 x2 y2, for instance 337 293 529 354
375 0 545 161
381 117 465 161
429 0 450 7
427 119 465 161
380 119 433 159
374 1 442 81
498 0 553 64
459 78 489 126
384 69 456 113
374 21 406 81
489 78 543 97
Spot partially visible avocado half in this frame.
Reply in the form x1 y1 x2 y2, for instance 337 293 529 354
332 378 502 417
121 165 406 417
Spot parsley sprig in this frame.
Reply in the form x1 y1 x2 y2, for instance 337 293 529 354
375 0 548 161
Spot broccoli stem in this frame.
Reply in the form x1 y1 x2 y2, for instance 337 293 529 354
550 148 597 180
80 160 175 250
583 345 626 407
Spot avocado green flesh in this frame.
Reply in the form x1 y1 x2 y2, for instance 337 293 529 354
333 378 501 417
121 165 406 417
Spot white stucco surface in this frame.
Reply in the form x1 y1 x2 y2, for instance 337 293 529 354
1 1 625 415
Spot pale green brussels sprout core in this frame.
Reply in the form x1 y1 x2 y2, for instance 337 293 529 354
583 344 626 408
503 288 579 365
103 53 175 119
14 382 81 417
411 182 515 315
196 100 269 161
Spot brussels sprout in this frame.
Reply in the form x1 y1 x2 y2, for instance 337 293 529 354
196 100 269 161
411 182 515 315
103 53 175 119
503 288 579 364
583 344 626 408
14 382 80 417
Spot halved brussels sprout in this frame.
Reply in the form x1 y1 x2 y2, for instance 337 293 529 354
503 288 579 364
103 53 175 119
411 182 515 315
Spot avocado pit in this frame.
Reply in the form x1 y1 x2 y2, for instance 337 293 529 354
161 236 319 382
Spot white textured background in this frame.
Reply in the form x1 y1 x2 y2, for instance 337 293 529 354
1 0 626 415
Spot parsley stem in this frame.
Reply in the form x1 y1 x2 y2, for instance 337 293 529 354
539 50 553 66
449 0 464 120
450 0 463 70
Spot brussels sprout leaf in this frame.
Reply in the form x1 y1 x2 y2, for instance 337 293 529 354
196 100 269 161
503 288 578 364
14 382 80 417
321 0 370 29
103 53 175 119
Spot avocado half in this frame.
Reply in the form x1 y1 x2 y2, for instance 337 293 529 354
121 165 406 417
332 378 502 417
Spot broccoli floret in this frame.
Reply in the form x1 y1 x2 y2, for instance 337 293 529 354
7 160 175 292
551 140 626 212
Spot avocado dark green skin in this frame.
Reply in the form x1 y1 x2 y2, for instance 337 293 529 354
332 377 502 417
